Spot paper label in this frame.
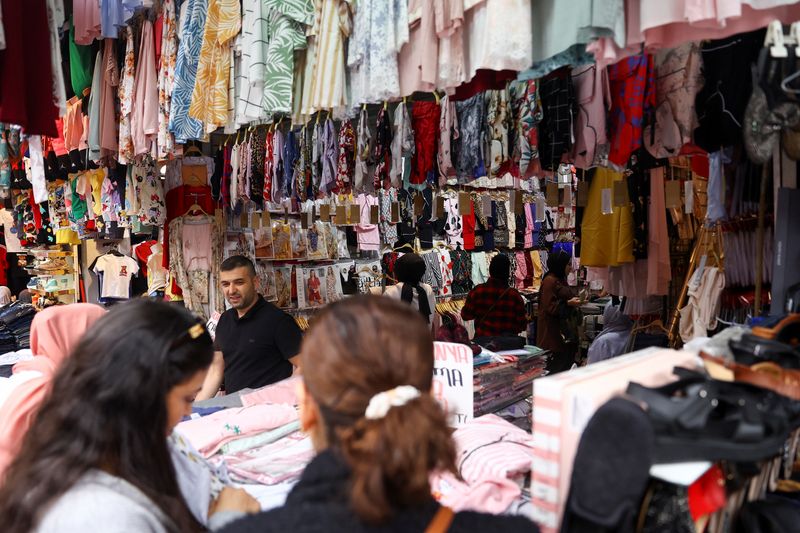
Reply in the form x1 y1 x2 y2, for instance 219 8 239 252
601 188 613 214
546 182 559 206
684 180 694 214
370 204 379 224
576 181 589 207
665 180 682 208
391 202 400 223
319 204 330 220
335 205 347 225
536 197 546 221
349 204 361 225
458 192 472 215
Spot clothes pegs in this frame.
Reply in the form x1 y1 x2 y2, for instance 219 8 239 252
791 22 800 56
766 20 789 58
433 90 440 104
403 96 407 105
362 103 367 111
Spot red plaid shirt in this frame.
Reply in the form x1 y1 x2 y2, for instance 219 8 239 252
461 278 527 337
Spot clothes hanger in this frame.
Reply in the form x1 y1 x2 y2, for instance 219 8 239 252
184 144 203 157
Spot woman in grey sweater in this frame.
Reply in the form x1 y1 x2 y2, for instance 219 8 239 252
0 300 259 532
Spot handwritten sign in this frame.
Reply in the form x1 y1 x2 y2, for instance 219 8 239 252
432 342 474 427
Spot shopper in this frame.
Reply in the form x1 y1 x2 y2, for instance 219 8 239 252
198 255 302 401
383 252 439 332
537 249 582 374
587 302 633 364
16 289 32 304
220 296 535 533
461 254 527 343
0 303 106 476
0 300 258 532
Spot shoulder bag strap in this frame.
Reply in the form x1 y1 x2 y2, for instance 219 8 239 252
425 506 455 533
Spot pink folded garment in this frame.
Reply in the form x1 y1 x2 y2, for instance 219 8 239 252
177 404 298 457
222 432 314 486
240 377 300 407
430 414 535 514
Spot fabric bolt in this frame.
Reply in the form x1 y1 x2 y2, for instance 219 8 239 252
571 65 610 169
189 0 241 127
347 0 409 105
538 68 575 171
169 0 209 143
131 19 159 156
391 102 414 189
410 102 440 188
0 0 59 137
372 108 393 190
607 54 656 167
453 94 485 182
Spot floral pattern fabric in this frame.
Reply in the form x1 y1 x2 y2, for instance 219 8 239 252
336 119 355 192
117 27 135 165
158 0 178 159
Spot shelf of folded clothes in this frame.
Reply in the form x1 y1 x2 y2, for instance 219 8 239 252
0 302 36 356
29 288 76 296
473 345 549 418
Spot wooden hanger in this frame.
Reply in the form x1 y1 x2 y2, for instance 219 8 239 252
184 145 202 157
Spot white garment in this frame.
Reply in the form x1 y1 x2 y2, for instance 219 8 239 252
146 245 168 294
93 254 140 299
347 0 409 105
463 0 532 82
0 371 42 413
0 208 23 253
235 0 269 125
46 0 67 116
0 0 5 50
679 266 726 343
28 136 49 204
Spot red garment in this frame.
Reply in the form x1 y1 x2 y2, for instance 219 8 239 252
0 0 59 137
410 101 440 187
50 120 68 156
679 143 710 178
134 240 157 277
461 277 527 337
462 205 476 251
154 15 164 67
452 69 517 101
607 54 655 166
162 184 215 269
0 245 8 286
688 465 726 520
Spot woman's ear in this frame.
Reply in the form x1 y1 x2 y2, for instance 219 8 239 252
297 380 319 434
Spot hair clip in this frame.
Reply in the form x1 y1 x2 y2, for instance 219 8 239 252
188 323 205 339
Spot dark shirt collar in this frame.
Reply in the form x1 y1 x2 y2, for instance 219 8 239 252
233 295 266 322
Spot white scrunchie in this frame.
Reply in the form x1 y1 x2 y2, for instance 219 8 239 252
364 386 421 420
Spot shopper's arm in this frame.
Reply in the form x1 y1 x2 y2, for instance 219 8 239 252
196 351 225 401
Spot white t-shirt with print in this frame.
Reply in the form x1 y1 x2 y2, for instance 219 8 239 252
93 255 140 299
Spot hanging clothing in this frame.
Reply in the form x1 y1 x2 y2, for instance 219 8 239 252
571 65 610 170
679 266 725 343
538 68 575 171
453 94 485 182
607 54 656 167
169 0 209 143
132 19 159 156
391 102 414 189
189 0 241 128
373 108 393 190
347 0 409 105
647 167 671 296
336 120 355 192
580 168 635 267
398 0 438 96
117 28 135 164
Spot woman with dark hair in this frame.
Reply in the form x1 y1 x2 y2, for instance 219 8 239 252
383 253 439 332
0 300 258 533
221 296 535 533
537 249 582 374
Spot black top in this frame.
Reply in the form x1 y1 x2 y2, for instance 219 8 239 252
220 450 538 533
214 297 302 394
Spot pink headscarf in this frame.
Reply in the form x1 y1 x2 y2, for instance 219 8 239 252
0 304 106 476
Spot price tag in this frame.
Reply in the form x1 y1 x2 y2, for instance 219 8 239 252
391 202 400 223
301 210 310 229
253 213 262 229
335 205 347 225
613 179 629 207
576 181 589 207
665 180 682 208
514 190 525 214
240 211 249 228
535 197 546 221
546 182 559 206
413 193 424 216
601 188 613 215
482 194 492 214
261 210 271 226
349 204 361 225
435 196 445 218
563 185 573 207
684 180 694 214
319 204 330 220
458 192 472 215
370 204 380 224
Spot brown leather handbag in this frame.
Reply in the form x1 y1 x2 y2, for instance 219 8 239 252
424 506 455 533
700 351 800 400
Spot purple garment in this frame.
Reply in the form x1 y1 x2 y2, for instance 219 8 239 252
320 120 337 194
102 0 143 38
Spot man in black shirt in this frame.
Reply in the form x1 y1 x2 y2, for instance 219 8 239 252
196 256 302 400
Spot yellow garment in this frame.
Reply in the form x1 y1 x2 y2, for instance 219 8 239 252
56 229 80 245
188 0 241 127
87 169 105 217
580 168 634 267
530 251 543 291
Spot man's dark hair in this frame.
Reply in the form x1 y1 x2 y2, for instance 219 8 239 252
221 255 256 276
489 254 511 281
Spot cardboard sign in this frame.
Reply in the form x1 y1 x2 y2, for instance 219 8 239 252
546 182 559 206
435 196 445 219
349 204 361 225
319 204 330 221
335 205 347 225
458 192 472 215
612 179 629 207
665 180 682 208
576 181 589 207
432 342 474 427
370 204 380 224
